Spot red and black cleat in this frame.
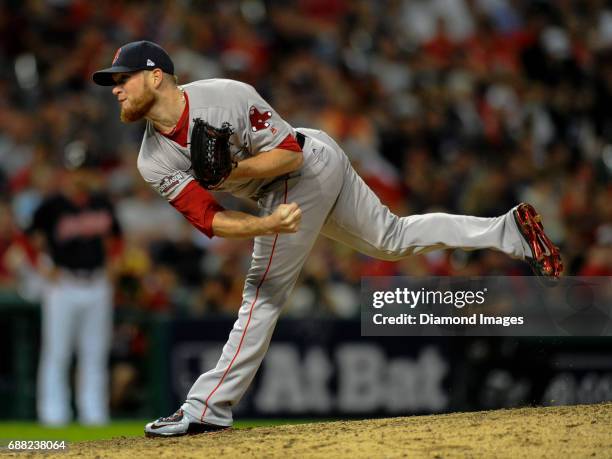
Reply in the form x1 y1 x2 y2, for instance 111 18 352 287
513 203 563 283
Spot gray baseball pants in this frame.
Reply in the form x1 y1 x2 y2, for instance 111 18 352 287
182 128 527 426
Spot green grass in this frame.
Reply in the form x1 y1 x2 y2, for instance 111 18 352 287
0 419 320 442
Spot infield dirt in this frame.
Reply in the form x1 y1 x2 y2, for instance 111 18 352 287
12 402 612 458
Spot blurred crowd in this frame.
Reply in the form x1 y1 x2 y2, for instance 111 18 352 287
1 0 611 320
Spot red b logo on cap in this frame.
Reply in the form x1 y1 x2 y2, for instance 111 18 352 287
112 47 122 65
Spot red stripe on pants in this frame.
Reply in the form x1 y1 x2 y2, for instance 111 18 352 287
201 180 289 421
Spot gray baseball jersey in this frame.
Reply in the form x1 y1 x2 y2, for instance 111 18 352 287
137 79 528 426
138 79 297 203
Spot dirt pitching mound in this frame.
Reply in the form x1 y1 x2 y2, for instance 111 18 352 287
23 403 612 458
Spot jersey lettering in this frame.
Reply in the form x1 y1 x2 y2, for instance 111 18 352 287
55 211 113 241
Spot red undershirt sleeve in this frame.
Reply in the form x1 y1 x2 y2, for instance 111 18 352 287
169 181 225 238
274 134 302 152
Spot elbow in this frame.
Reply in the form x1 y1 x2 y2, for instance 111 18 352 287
210 211 225 238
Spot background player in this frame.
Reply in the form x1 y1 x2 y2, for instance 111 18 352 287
10 146 123 426
92 40 562 437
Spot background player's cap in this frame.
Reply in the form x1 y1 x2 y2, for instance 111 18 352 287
62 140 98 170
92 40 174 86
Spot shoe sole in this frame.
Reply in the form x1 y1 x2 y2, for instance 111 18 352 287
513 203 563 282
145 423 229 438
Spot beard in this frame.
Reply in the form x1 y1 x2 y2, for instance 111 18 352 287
120 85 155 123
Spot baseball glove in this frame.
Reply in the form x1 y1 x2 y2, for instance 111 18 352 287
190 118 237 190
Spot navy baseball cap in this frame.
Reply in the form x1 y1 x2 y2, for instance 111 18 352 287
92 40 174 86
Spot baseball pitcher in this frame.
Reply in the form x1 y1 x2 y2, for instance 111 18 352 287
92 41 562 437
